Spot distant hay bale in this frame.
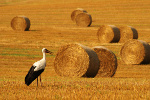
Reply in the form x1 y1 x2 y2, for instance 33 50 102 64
54 43 100 77
11 16 30 31
71 8 87 22
119 26 138 43
75 13 92 27
97 25 120 43
120 39 150 64
93 46 117 77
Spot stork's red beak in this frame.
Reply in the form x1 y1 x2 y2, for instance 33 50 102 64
46 49 53 54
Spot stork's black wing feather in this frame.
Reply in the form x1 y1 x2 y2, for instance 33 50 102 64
25 66 44 86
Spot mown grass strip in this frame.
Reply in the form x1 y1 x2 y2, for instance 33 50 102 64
0 53 55 58
0 0 27 5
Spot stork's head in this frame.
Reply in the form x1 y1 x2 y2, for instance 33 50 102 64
42 48 53 54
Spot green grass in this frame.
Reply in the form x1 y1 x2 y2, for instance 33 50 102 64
0 47 55 58
0 53 55 58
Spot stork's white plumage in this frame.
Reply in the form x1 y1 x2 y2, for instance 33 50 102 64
25 48 53 86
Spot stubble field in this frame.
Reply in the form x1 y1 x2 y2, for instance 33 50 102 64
0 0 150 99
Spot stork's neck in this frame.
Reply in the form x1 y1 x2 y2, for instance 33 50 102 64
43 52 46 60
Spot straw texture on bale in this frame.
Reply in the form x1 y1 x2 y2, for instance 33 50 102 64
120 39 150 64
54 43 100 77
75 13 92 27
11 16 30 31
119 26 138 43
97 25 120 43
93 46 117 77
71 8 87 22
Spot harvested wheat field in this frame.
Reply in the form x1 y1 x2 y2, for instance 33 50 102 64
0 0 150 99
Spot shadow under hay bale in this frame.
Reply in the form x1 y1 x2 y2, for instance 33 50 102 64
97 25 120 43
120 39 150 64
54 43 100 78
119 26 138 43
71 8 87 22
11 16 30 31
93 46 117 77
75 13 92 27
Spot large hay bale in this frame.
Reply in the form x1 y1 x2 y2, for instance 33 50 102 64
119 26 138 43
11 16 30 31
97 25 120 43
54 43 100 77
75 13 92 27
93 46 117 77
120 39 150 64
71 8 87 22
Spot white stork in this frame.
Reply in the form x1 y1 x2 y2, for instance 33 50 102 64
25 48 53 86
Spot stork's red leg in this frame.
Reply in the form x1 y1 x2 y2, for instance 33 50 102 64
40 75 42 86
37 77 38 87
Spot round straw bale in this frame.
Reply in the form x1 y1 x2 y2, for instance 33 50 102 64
93 46 117 77
120 39 150 64
11 16 30 31
71 8 87 22
97 25 120 43
75 13 92 27
54 43 100 77
119 26 138 43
